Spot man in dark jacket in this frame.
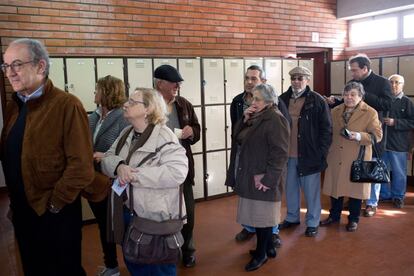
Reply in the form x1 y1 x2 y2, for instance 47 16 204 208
278 66 332 237
230 65 289 248
379 74 414 209
154 64 201 268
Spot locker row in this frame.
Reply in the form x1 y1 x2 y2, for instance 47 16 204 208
330 55 414 96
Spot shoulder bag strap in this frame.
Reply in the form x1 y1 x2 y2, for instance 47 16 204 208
369 133 381 158
357 145 365 160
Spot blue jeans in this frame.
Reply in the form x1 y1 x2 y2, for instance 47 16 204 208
380 151 407 201
243 224 279 235
123 209 176 276
284 158 321 228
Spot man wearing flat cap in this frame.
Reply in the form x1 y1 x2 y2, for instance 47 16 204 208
278 66 332 237
154 64 201 268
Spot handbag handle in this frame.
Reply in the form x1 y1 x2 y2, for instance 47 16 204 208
369 134 381 158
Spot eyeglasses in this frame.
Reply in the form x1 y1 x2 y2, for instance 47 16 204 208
291 76 305 81
390 81 403 85
126 98 145 106
1 60 34 74
252 96 264 102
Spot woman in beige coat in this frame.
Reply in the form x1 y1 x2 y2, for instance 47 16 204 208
321 82 382 232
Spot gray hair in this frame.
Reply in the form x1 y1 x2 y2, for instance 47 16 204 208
389 74 404 84
343 81 365 98
253 83 278 105
9 38 50 77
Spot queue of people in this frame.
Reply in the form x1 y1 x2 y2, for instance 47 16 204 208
1 38 413 275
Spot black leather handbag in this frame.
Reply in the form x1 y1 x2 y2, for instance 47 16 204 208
350 136 390 183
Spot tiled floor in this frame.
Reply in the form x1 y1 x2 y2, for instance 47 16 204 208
1 187 414 276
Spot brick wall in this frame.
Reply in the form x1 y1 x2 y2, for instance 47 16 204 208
0 0 348 59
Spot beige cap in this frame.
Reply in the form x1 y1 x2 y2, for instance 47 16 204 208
289 66 312 76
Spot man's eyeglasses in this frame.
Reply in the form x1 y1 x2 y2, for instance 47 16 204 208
127 98 145 106
291 76 305 81
1 60 34 73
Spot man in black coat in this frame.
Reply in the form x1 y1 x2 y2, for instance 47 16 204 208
327 54 392 217
230 65 290 248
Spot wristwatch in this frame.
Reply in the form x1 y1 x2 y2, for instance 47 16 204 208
47 201 61 214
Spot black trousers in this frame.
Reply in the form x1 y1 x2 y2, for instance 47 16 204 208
255 227 273 259
89 197 118 268
12 196 85 276
329 196 362 223
181 183 195 258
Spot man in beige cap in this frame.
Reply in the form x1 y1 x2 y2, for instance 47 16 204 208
278 66 332 237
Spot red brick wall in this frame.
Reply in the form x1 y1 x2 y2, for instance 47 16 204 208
0 0 348 59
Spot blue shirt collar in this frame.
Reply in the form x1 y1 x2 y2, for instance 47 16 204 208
16 85 44 103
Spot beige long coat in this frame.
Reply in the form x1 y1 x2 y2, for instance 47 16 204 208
323 101 382 199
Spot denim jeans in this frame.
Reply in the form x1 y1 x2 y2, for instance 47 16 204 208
243 224 279 235
379 151 408 201
123 209 177 276
366 157 381 207
284 158 321 227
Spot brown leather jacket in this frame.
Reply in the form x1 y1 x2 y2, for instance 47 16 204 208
0 79 94 215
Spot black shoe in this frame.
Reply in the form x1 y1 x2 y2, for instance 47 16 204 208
183 255 196 268
346 221 358 232
235 228 255 242
363 205 377 217
393 198 404 209
272 233 282 248
278 220 300 230
305 226 318 237
245 256 268 272
320 217 339 226
249 247 277 258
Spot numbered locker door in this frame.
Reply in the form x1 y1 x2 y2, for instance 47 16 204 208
154 58 177 70
244 58 264 71
179 58 201 106
66 58 96 112
399 56 414 96
203 59 224 104
224 59 244 104
48 58 65 91
193 154 205 200
282 59 298 92
127 58 153 94
96 58 124 81
265 59 282 95
330 61 345 95
382 57 398 79
206 151 228 196
299 59 314 90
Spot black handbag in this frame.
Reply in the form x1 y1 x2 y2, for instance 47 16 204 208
122 142 185 264
350 135 390 183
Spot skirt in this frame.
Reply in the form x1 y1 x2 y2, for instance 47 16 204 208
236 196 281 228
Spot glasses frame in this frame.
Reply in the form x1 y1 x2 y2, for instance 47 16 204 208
290 76 305 81
1 60 34 74
127 98 145 106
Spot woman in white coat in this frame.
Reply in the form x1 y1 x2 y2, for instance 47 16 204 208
321 82 382 232
101 88 188 276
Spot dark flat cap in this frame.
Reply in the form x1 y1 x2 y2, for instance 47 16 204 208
154 64 184 82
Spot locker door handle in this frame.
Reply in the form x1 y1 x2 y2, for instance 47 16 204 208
204 173 209 181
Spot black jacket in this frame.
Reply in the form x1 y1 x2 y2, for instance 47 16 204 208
279 86 333 176
230 91 291 131
174 96 201 186
385 95 414 152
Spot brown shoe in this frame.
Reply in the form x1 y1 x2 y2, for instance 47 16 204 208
363 205 377 217
320 217 339 226
235 228 255 242
346 221 358 232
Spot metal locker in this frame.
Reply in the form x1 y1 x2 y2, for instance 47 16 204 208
66 58 96 112
345 61 353 84
154 58 177 70
224 59 244 104
205 105 226 151
299 59 314 90
244 58 264 71
203 59 224 104
48 58 65 91
399 55 414 96
382 57 398 79
330 61 345 95
226 104 231 149
127 58 153 93
206 151 228 196
265 59 282 95
193 154 204 200
190 107 203 154
282 59 298 92
96 58 124 81
371 59 380 75
178 58 201 106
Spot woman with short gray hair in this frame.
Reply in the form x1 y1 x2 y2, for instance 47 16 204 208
225 83 289 272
